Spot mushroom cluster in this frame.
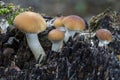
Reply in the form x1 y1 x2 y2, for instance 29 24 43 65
13 11 114 63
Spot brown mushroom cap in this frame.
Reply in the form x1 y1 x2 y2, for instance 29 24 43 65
48 29 64 41
62 15 86 31
53 16 64 28
14 11 46 33
96 29 112 42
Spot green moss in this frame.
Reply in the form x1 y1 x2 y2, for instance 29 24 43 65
0 2 32 25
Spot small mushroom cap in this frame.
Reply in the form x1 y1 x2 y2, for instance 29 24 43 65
62 15 86 31
14 11 46 33
53 16 64 28
48 29 64 41
96 29 112 42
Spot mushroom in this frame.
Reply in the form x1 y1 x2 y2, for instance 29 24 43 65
48 29 64 52
96 29 112 47
53 16 65 32
62 15 86 42
14 11 46 63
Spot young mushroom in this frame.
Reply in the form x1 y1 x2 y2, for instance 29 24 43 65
62 15 86 42
48 29 64 52
14 11 47 63
96 29 112 47
53 16 65 32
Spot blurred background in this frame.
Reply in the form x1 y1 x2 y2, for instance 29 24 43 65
3 0 120 19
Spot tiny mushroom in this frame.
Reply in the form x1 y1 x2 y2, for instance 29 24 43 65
14 11 47 63
96 29 113 47
53 16 65 32
48 29 64 52
62 15 86 42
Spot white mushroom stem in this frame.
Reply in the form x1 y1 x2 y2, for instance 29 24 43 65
51 40 63 52
64 30 70 42
69 30 76 38
64 29 76 42
98 40 110 47
25 33 46 62
56 27 66 33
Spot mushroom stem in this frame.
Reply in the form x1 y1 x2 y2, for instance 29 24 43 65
64 30 70 42
98 40 109 47
64 29 76 42
68 30 76 38
57 27 66 33
52 40 63 52
98 41 104 47
25 33 46 62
